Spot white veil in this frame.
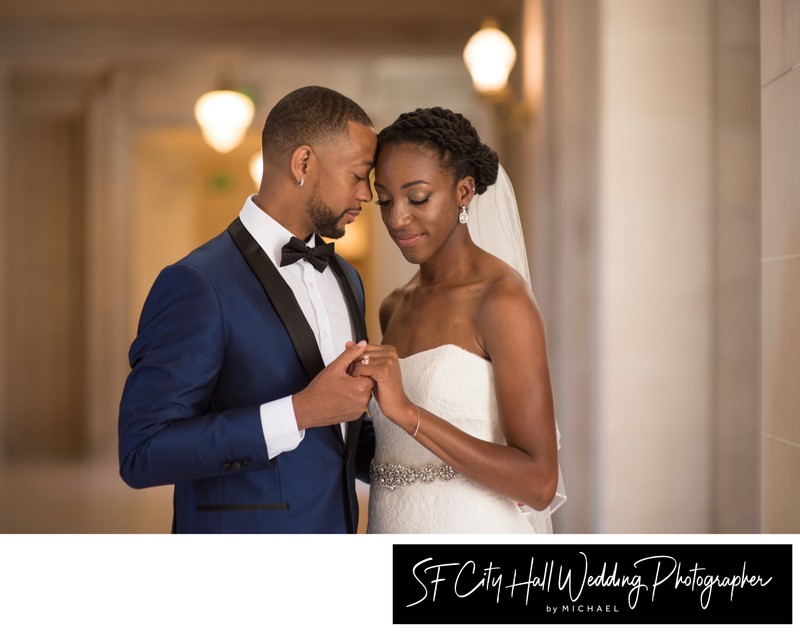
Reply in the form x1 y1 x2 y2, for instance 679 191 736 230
468 165 567 532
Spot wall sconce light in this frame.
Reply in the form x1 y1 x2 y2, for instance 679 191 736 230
194 88 255 153
463 20 532 126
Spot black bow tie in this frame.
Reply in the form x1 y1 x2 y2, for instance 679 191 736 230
280 236 335 272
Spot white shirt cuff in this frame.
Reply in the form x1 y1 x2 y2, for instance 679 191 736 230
260 396 304 460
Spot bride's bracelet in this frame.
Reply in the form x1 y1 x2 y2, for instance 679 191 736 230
409 404 421 438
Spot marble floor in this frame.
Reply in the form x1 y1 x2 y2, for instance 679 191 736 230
0 455 173 533
0 455 371 533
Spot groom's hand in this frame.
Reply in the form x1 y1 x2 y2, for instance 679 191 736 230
292 341 375 430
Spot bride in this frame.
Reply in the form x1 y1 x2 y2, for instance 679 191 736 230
351 107 566 533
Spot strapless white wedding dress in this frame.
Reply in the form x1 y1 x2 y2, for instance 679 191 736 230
366 344 552 534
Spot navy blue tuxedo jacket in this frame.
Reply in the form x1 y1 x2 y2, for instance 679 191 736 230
118 218 374 533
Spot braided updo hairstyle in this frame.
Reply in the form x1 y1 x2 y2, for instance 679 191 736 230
377 107 499 194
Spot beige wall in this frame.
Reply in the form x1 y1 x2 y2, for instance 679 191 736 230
599 0 717 533
529 0 761 533
526 0 601 534
713 0 762 533
760 0 800 533
0 65 8 460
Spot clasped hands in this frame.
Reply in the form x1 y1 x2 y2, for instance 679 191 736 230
290 340 415 433
347 340 417 434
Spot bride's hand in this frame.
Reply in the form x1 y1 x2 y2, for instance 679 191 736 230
348 343 418 433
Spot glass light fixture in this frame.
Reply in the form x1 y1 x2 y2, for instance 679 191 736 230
194 89 255 153
463 20 517 94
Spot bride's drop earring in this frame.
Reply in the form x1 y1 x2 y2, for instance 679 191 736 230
458 205 469 224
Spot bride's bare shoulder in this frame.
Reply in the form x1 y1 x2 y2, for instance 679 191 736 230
477 250 536 301
475 254 546 344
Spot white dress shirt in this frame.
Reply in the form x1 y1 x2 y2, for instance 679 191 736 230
238 196 355 459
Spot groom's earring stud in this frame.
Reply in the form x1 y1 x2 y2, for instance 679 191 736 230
458 205 469 224
298 177 305 187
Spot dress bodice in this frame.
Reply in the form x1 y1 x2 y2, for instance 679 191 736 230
366 344 548 534
369 344 506 467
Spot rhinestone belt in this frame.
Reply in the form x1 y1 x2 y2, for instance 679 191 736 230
369 460 462 490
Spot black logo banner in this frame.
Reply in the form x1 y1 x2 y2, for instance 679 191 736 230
393 544 792 624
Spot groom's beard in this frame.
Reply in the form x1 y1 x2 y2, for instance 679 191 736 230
308 188 349 239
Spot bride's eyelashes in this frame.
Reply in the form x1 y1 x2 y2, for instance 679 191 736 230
375 196 431 208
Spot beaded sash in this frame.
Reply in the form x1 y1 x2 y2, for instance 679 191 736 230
369 460 462 490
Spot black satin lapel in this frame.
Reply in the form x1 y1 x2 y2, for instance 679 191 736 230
328 253 368 461
227 218 325 381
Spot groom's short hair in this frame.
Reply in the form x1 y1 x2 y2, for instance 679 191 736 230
262 86 373 162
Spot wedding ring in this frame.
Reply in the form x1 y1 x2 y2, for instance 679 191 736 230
360 355 370 365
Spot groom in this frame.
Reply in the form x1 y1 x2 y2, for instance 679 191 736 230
118 86 377 533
